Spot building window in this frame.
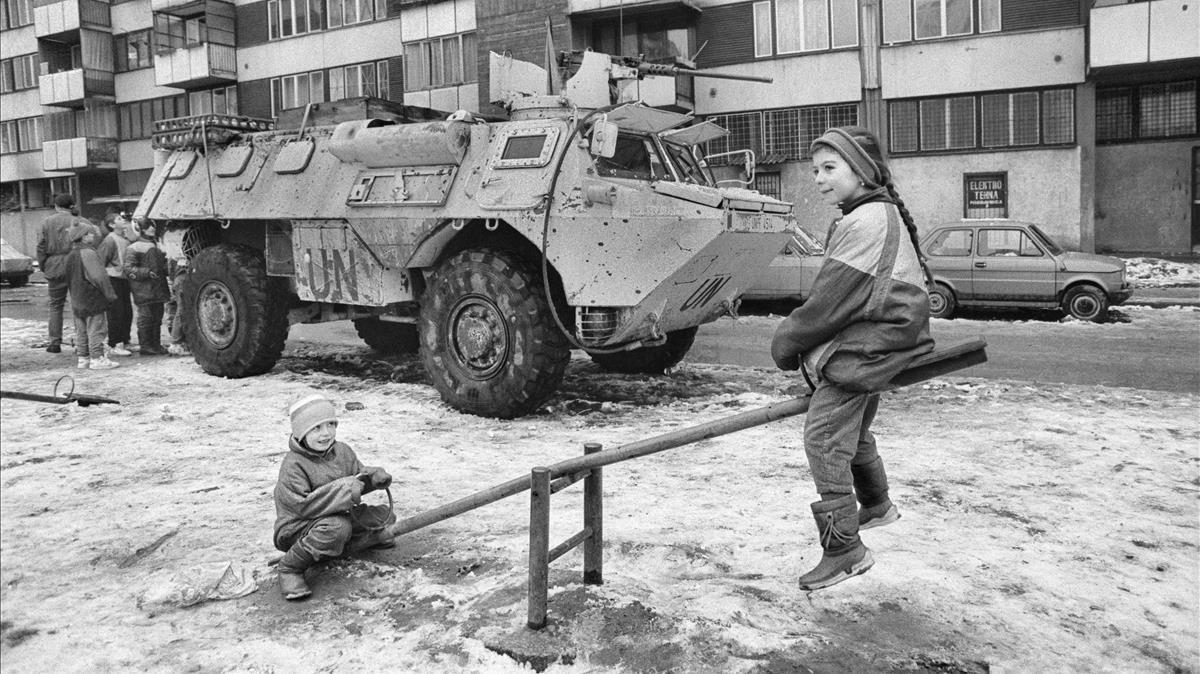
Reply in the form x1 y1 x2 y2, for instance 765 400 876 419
270 71 325 116
329 60 389 101
882 0 1000 44
114 29 153 72
268 0 325 39
2 117 42 153
404 32 476 90
753 172 782 199
189 86 238 115
589 17 691 61
1097 79 1197 143
2 0 33 29
889 87 1074 154
327 0 382 29
118 95 187 140
155 14 209 51
753 0 858 56
1 54 38 92
707 103 858 164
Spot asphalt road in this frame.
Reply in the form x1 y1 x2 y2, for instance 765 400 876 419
692 303 1199 394
3 282 1197 394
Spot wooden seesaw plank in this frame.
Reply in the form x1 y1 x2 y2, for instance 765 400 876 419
388 337 988 537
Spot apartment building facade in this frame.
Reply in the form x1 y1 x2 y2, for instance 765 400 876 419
2 0 1197 256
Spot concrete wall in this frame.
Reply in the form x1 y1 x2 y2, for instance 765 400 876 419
1094 139 1196 254
755 146 1087 250
0 208 51 258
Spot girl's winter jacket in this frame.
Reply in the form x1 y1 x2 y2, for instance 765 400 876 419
771 199 933 392
65 244 116 317
123 237 171 305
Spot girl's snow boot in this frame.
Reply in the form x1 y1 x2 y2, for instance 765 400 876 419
798 494 874 591
853 457 900 529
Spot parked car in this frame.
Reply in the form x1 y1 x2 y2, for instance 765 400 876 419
921 220 1132 322
0 238 33 287
741 228 824 304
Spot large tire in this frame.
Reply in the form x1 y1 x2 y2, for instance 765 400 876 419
418 249 570 418
928 283 956 319
181 244 289 377
353 317 419 354
1062 284 1108 322
588 327 698 374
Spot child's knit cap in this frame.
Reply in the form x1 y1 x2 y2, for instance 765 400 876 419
289 395 337 440
810 128 884 188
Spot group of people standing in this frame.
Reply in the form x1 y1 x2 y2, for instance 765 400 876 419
34 193 190 370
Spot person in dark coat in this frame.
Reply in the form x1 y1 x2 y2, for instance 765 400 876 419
65 224 119 370
35 193 85 353
122 221 171 356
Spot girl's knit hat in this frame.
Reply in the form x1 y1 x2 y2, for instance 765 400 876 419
810 128 884 188
289 395 337 439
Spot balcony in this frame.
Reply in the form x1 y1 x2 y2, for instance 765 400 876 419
1091 0 1199 68
33 0 109 39
154 42 236 88
42 137 118 172
38 68 115 107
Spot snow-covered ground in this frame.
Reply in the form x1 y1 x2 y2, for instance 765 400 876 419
1124 257 1200 287
1 298 1197 672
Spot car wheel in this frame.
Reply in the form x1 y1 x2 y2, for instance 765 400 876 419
181 244 291 377
418 248 570 419
353 317 419 354
588 327 698 374
1062 285 1108 322
928 283 956 319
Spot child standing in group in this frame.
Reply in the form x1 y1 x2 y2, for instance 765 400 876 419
123 221 170 356
770 126 934 591
165 255 191 356
96 213 133 357
65 224 119 370
273 395 396 600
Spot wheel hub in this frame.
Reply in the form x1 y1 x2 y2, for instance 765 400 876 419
450 297 507 378
198 280 237 349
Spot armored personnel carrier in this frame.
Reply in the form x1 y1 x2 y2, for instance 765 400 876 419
135 51 794 418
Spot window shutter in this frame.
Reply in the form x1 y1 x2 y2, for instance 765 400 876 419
236 2 270 46
387 55 404 99
1002 0 1079 31
696 3 756 68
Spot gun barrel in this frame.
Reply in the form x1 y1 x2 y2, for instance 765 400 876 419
636 62 773 83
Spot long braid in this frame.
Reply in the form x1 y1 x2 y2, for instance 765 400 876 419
886 182 934 288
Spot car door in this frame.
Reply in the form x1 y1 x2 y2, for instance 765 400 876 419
924 228 974 299
971 227 1057 301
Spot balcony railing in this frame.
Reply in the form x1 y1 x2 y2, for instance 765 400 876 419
1090 0 1200 68
33 0 110 37
154 42 236 88
42 137 119 172
38 68 115 107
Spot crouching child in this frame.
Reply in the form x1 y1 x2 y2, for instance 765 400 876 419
273 395 397 600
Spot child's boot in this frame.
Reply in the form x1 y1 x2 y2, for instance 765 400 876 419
853 457 900 530
798 494 873 591
277 546 316 600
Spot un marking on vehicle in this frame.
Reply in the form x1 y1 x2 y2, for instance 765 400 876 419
305 248 359 302
680 274 732 311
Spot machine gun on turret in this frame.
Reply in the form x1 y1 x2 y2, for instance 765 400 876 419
557 50 774 84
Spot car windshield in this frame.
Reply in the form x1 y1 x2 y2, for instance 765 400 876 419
595 133 670 181
1028 224 1064 255
660 141 714 186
